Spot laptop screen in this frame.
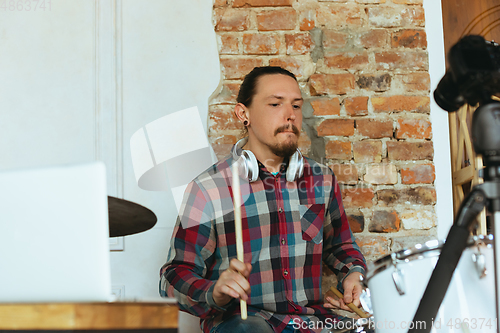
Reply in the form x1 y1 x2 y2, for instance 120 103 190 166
0 162 112 303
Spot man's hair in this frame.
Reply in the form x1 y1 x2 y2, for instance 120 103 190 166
236 66 297 107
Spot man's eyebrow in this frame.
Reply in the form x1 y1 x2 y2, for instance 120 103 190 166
266 95 304 102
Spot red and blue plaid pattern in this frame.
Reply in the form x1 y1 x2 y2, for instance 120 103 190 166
160 152 366 333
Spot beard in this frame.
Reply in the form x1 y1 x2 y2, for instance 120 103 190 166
269 124 300 157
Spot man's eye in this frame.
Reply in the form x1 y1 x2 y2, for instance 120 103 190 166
293 105 301 109
270 103 279 107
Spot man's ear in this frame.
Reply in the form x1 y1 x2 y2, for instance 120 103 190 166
234 103 249 124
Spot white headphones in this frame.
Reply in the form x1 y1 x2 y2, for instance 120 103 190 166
232 138 304 182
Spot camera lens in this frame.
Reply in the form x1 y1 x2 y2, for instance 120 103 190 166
433 72 465 112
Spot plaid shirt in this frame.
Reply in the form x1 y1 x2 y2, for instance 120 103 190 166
160 148 366 333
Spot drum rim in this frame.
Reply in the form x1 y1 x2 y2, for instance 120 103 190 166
365 234 493 281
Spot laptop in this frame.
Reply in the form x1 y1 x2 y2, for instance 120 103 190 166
0 162 112 303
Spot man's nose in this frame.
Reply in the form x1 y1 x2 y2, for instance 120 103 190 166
286 104 296 121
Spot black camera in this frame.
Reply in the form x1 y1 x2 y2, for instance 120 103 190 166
434 35 500 112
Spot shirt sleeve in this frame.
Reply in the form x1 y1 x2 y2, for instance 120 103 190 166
159 180 229 319
322 171 367 284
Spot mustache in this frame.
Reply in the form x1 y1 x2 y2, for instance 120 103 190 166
275 124 300 136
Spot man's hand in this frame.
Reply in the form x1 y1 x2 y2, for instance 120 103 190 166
212 258 252 307
323 272 363 312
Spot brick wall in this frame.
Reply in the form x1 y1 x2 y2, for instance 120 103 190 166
208 0 437 277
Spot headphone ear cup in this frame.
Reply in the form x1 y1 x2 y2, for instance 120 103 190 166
242 150 259 182
286 150 304 182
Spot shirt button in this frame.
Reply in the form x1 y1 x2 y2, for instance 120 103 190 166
278 207 283 213
284 270 288 276
281 238 286 245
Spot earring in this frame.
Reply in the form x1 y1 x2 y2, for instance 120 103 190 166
243 120 249 126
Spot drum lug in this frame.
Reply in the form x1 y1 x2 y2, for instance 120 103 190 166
392 268 406 295
472 251 487 279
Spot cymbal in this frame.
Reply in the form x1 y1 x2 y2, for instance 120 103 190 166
108 196 157 237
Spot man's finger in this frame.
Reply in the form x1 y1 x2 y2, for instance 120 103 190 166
224 278 249 301
325 297 341 308
343 284 354 303
229 258 252 277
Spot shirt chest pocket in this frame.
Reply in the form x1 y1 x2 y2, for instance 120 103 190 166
299 203 325 244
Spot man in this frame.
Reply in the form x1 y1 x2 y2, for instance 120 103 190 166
160 66 366 333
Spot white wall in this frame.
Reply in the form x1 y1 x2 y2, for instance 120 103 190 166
423 0 454 239
0 0 221 304
116 0 220 301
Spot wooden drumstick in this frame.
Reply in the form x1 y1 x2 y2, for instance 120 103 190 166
232 163 247 320
329 286 369 318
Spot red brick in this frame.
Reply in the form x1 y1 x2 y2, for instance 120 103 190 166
356 0 386 3
210 135 237 159
356 74 391 92
243 33 280 55
356 118 393 138
391 235 437 253
342 187 374 208
325 140 352 160
369 210 400 233
401 209 436 230
208 105 242 133
401 164 435 184
387 141 433 161
299 9 315 31
356 235 390 258
210 82 240 105
269 57 305 78
371 95 430 113
233 0 292 7
402 6 425 27
357 29 389 48
364 164 398 185
214 8 250 32
330 163 358 184
310 98 341 116
286 33 314 55
257 9 297 31
393 0 422 3
377 187 437 206
375 51 428 71
396 118 432 139
214 0 227 7
316 4 364 28
219 34 239 54
317 119 355 137
323 30 348 48
392 29 427 48
345 97 369 116
324 52 369 70
347 211 364 233
394 73 430 92
298 129 312 157
309 74 355 96
353 141 383 163
367 7 403 27
220 58 264 79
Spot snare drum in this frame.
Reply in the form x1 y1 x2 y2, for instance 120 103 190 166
366 235 495 333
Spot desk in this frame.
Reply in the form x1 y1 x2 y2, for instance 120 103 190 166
0 303 178 332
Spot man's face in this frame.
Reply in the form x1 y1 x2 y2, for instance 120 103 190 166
246 74 303 157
